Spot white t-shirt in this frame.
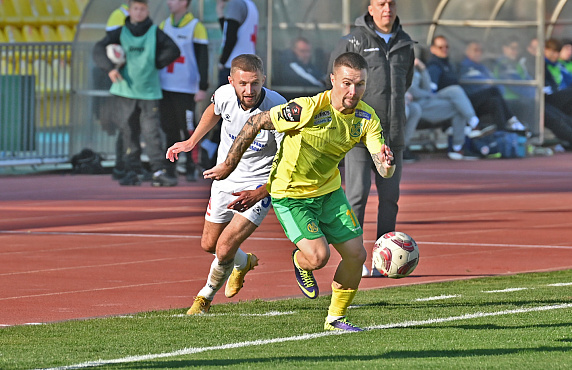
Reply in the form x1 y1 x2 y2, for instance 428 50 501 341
212 84 286 187
160 17 205 94
222 0 259 68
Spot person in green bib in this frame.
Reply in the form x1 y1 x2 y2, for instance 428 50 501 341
93 0 181 186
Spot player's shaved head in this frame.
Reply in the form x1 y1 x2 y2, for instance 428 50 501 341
332 52 369 74
230 54 265 75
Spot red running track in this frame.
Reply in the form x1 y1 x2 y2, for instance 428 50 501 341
2 152 572 326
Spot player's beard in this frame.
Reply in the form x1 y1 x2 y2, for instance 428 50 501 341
240 92 260 110
342 95 359 110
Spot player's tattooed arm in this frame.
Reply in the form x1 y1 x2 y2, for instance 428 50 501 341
371 144 396 178
203 111 275 180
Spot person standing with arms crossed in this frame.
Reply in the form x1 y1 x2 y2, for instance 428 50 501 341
159 0 209 182
328 0 415 277
166 54 286 315
204 52 395 332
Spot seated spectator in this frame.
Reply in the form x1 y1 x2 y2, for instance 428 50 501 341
495 37 572 148
427 36 524 136
408 58 480 160
274 37 325 87
458 40 526 132
544 38 572 116
521 37 538 78
558 39 572 74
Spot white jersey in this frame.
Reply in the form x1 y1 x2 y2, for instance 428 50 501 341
160 17 204 94
212 84 286 187
223 0 258 68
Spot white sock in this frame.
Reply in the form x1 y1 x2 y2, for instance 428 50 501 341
453 144 463 152
326 315 344 323
469 116 480 129
197 256 234 300
233 248 248 270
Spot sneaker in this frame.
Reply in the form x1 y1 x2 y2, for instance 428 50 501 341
186 296 211 315
292 249 319 299
324 317 363 332
112 168 126 180
362 264 383 277
136 168 153 182
447 150 480 160
467 124 496 139
361 264 370 277
118 171 142 186
151 169 178 187
225 253 259 298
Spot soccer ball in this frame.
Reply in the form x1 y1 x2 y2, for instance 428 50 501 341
106 44 126 66
372 231 419 278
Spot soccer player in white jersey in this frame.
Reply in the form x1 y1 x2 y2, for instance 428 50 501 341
166 54 286 314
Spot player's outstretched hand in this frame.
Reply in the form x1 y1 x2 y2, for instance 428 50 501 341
166 141 192 162
376 144 396 178
227 186 269 212
203 162 233 181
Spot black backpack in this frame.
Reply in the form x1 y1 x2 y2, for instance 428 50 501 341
71 149 105 174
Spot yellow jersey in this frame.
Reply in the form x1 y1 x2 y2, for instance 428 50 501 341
268 90 384 199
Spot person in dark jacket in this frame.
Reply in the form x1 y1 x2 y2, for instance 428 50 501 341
93 0 181 186
328 0 415 277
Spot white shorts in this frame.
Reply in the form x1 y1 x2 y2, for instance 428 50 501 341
205 180 272 226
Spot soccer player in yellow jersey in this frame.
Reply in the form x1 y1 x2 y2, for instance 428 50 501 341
204 52 395 332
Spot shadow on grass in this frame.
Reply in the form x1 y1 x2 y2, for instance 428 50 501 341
104 345 572 368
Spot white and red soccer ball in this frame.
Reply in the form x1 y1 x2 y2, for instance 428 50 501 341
106 44 126 66
372 231 419 278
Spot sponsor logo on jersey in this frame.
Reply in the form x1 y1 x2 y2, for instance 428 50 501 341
350 122 362 138
313 110 332 126
280 102 302 122
355 109 371 120
176 35 188 40
223 114 231 122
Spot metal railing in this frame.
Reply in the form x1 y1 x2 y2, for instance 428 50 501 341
1 42 72 166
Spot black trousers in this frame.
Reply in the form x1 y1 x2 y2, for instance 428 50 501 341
468 87 513 129
160 90 196 176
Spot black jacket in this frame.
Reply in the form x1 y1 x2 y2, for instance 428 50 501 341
328 14 415 149
93 16 180 73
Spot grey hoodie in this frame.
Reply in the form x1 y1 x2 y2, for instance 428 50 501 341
329 14 415 149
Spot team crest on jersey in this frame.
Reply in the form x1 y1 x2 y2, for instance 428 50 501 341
280 102 302 122
355 109 371 120
350 122 362 137
313 110 331 126
306 220 319 233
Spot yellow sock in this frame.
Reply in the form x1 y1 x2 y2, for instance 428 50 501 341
327 284 357 318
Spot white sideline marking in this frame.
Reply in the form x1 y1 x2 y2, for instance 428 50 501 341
547 282 572 286
118 311 297 319
2 230 572 250
38 303 572 370
415 294 460 301
483 288 528 293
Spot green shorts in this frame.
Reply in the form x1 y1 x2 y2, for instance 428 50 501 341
272 187 363 245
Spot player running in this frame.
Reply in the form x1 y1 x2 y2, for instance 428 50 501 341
166 54 286 314
204 52 395 331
